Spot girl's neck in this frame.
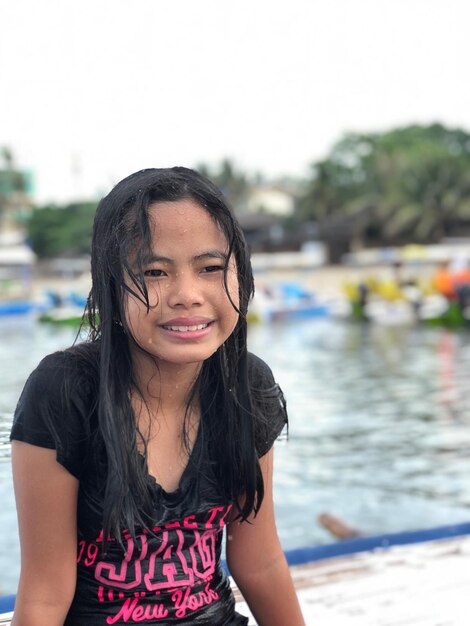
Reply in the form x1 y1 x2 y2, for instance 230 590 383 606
131 350 202 414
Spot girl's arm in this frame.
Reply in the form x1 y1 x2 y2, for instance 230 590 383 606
11 441 79 626
226 449 305 626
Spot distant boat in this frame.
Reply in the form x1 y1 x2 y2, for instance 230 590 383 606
248 282 329 323
0 301 36 316
37 306 85 326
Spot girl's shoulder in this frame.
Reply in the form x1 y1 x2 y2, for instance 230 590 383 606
247 352 288 457
247 351 278 388
14 342 100 436
11 342 101 479
32 341 100 391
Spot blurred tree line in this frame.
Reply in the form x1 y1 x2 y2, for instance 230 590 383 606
27 202 97 257
9 123 470 261
297 123 470 261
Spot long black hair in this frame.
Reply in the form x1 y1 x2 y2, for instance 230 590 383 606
85 167 261 545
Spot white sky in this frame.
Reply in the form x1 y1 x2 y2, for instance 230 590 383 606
1 0 469 203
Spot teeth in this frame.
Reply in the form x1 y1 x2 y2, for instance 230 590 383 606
164 323 209 332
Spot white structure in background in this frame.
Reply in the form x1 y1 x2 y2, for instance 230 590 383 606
251 247 327 272
246 185 295 217
342 239 470 268
0 231 36 299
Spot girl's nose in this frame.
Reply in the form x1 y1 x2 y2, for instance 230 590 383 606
166 272 204 308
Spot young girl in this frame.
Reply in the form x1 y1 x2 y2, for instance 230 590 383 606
10 167 305 626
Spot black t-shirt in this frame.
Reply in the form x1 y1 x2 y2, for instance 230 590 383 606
10 345 287 626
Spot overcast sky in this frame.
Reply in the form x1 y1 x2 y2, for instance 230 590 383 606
1 0 469 203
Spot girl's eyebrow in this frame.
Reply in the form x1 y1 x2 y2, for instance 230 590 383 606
193 250 228 262
144 250 228 264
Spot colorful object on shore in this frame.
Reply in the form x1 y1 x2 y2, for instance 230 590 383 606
37 306 86 326
342 266 470 328
248 281 329 323
36 290 87 326
0 301 36 316
0 289 88 323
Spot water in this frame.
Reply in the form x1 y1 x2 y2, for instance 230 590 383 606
1 316 470 595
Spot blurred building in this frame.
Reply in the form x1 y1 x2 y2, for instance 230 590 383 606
236 184 322 255
0 155 35 235
245 185 295 217
0 150 36 299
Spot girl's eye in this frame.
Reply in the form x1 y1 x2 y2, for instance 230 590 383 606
144 269 166 277
201 265 224 273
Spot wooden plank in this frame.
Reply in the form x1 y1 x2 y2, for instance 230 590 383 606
0 613 12 626
234 535 470 625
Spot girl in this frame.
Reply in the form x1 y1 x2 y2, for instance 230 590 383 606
10 167 305 626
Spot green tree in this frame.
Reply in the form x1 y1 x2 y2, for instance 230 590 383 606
28 201 97 257
196 158 250 210
297 124 470 261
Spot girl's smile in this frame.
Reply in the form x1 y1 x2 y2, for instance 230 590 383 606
159 316 214 339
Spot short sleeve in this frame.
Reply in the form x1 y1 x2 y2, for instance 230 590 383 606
248 353 288 457
10 351 92 479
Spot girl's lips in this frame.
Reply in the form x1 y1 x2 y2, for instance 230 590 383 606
160 317 213 327
162 322 209 332
159 321 214 340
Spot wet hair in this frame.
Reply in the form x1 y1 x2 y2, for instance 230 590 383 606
84 167 260 546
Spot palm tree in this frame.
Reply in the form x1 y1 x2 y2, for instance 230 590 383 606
297 124 470 253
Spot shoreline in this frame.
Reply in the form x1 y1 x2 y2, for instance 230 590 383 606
28 265 362 299
7 260 437 305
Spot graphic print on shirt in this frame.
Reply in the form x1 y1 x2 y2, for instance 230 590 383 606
76 504 233 624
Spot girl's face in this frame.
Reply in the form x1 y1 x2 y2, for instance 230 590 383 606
124 199 240 371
